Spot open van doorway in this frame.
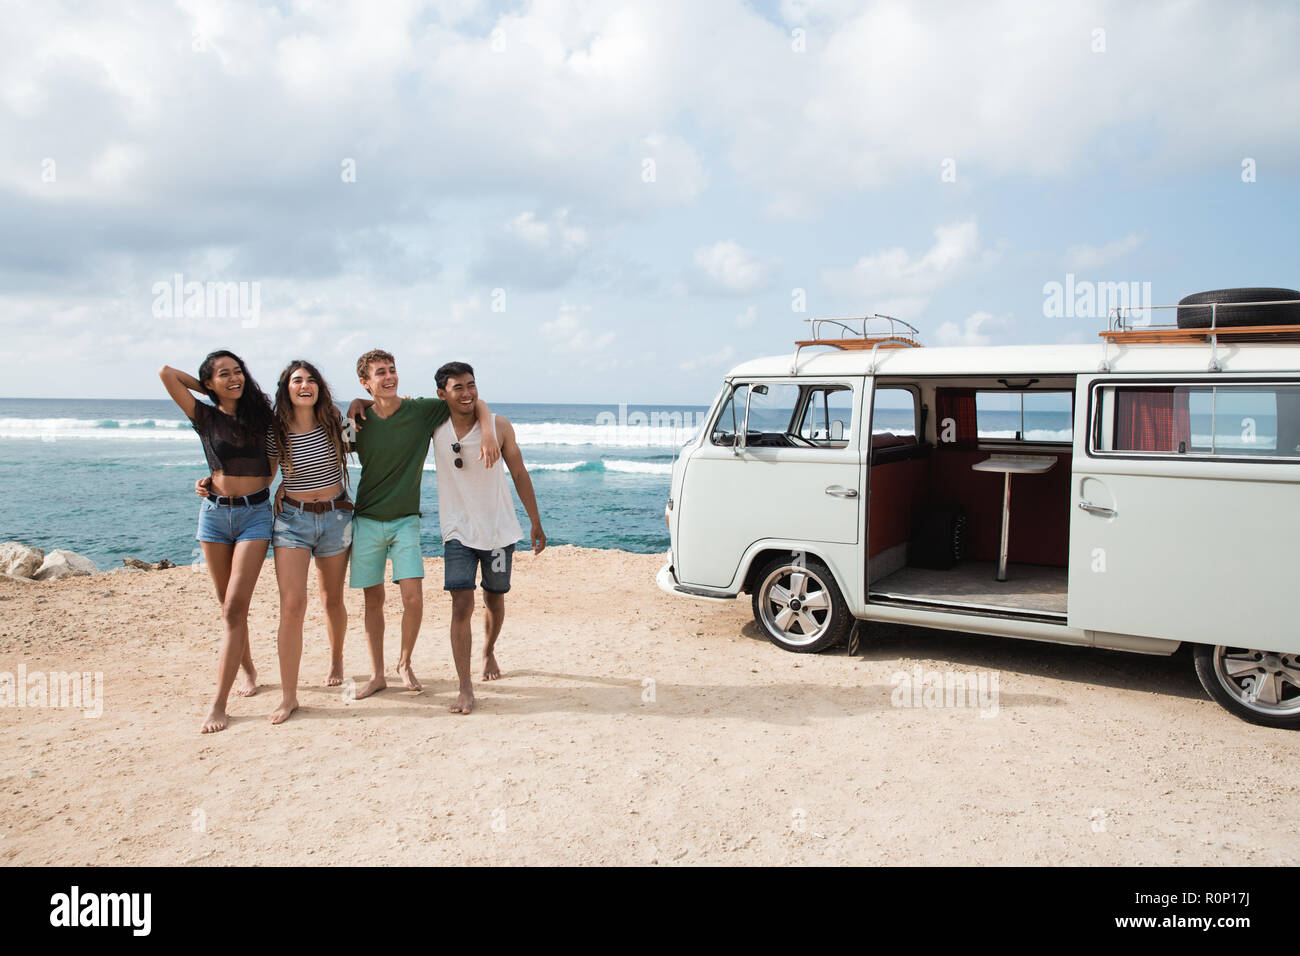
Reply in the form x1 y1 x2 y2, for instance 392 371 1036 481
864 377 1076 622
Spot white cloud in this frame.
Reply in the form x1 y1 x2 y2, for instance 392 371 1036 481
679 345 735 373
822 220 987 312
933 310 1006 347
734 305 757 329
1064 234 1143 271
692 241 779 295
473 209 591 290
540 303 614 353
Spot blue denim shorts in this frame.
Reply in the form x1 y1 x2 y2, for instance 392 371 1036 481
443 539 513 593
273 502 354 557
196 496 274 545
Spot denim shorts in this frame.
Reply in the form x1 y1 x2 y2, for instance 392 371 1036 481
443 539 514 593
349 515 424 589
273 502 354 557
196 496 273 545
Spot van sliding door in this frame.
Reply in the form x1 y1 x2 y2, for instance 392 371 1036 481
1067 375 1300 652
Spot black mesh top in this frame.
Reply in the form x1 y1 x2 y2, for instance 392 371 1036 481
191 402 271 477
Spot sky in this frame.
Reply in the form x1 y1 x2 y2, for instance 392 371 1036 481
2 0 1298 404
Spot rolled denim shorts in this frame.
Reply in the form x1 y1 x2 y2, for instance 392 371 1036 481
273 502 354 557
196 496 273 545
443 539 514 593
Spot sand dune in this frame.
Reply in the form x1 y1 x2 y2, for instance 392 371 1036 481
1 546 1296 866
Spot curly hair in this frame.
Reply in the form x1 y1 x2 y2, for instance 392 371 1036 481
356 349 395 382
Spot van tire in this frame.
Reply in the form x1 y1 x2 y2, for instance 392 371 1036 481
751 555 853 654
1176 287 1300 329
1192 644 1300 729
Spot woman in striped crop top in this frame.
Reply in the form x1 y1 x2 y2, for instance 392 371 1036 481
264 359 355 724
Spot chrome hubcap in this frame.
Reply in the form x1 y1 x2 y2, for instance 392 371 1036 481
759 565 831 646
1213 646 1300 716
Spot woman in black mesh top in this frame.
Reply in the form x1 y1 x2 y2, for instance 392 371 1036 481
159 350 277 734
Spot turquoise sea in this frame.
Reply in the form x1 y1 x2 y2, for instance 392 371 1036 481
0 398 710 569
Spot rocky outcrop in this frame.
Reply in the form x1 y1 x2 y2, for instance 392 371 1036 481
122 558 153 571
34 549 100 581
0 542 44 579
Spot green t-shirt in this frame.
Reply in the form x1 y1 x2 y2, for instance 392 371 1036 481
352 397 450 521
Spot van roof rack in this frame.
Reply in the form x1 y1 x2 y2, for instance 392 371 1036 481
1100 299 1300 372
792 314 922 372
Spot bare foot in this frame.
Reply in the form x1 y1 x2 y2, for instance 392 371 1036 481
481 653 501 681
325 663 343 687
200 708 228 734
269 697 298 724
233 665 258 698
354 676 387 700
397 661 422 692
450 689 474 714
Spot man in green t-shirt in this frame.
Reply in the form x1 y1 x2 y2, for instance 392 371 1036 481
347 349 498 700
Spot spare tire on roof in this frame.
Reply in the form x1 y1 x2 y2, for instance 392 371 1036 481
1176 287 1300 328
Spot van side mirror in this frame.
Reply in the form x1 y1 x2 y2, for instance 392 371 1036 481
830 419 844 441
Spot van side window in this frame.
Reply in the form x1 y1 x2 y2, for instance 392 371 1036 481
975 391 1073 443
797 386 853 446
872 387 917 440
711 384 749 446
1093 384 1300 459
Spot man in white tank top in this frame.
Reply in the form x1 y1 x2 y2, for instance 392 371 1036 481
433 362 546 714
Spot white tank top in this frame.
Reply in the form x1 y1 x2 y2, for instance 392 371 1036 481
432 415 525 550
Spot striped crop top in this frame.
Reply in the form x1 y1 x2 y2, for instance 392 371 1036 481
265 425 345 493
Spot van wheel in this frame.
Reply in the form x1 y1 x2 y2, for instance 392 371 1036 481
1192 644 1300 729
752 555 852 653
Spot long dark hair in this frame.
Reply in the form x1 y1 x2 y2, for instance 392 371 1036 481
198 349 273 438
272 359 349 490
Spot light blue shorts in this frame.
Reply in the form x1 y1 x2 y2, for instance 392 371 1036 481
349 515 424 589
196 496 273 545
273 502 354 557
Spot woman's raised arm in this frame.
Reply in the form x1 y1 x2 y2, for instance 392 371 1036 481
158 365 204 420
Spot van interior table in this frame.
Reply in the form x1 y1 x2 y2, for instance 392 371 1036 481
970 454 1057 582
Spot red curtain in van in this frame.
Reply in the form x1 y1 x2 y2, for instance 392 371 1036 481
1115 387 1192 452
935 388 978 448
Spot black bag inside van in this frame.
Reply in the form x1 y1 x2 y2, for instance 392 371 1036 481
909 504 967 570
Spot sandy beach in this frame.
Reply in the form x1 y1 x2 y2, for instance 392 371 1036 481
1 545 1297 866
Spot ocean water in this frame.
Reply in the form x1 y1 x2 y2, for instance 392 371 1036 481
0 397 1099 570
0 398 707 569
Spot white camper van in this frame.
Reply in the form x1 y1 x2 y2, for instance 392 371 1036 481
658 289 1300 728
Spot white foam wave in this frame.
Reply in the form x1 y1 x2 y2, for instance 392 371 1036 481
0 416 700 448
0 417 192 440
511 421 702 448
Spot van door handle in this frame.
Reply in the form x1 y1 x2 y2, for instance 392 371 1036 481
825 485 858 498
1078 500 1115 517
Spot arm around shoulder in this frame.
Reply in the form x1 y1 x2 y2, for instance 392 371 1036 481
475 399 500 467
